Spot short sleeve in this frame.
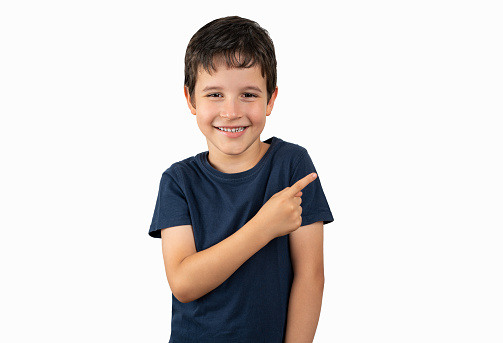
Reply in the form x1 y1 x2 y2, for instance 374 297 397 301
290 150 334 227
149 167 192 238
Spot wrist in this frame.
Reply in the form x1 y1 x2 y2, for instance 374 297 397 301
246 216 275 245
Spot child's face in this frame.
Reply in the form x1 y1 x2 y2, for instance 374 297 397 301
185 62 277 165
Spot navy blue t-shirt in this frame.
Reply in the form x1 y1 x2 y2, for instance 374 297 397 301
149 137 333 343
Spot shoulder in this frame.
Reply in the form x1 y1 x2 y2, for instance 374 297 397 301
163 155 196 176
269 137 308 154
159 153 204 187
268 137 310 166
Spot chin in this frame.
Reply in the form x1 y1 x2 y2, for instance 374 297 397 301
217 143 248 156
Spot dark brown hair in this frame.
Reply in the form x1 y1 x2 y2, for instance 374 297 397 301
184 16 277 103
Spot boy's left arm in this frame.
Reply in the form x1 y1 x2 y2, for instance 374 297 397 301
284 221 324 343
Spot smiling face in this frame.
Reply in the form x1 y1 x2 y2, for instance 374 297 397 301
185 62 278 172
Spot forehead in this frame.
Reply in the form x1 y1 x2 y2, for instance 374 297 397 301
195 64 266 90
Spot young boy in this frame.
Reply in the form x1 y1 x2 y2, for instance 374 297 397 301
149 16 333 343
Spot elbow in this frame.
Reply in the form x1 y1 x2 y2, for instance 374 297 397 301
168 278 198 304
173 291 194 304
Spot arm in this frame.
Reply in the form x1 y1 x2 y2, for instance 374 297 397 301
161 220 270 303
284 221 324 343
161 173 318 303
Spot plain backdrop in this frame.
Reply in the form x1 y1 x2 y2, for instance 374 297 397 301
1 1 502 342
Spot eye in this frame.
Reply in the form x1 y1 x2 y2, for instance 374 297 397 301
243 93 258 98
207 93 223 98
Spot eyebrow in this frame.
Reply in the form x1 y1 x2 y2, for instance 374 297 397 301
201 86 263 93
201 86 221 92
243 86 263 93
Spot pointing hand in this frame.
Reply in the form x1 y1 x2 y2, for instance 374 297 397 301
252 173 318 239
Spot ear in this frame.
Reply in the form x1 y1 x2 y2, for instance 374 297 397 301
266 86 278 116
184 86 197 115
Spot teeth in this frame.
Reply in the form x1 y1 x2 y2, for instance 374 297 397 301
218 127 245 133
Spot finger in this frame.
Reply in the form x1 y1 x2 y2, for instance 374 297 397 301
288 173 317 196
295 196 302 206
274 187 291 197
294 191 303 198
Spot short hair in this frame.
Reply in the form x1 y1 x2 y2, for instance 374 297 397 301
184 16 277 103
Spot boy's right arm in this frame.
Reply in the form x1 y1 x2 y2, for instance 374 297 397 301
161 173 317 303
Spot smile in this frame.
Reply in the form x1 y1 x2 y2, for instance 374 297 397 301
217 127 246 133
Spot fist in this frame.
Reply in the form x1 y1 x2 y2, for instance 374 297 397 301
253 173 317 238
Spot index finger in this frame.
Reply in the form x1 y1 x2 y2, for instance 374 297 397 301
288 173 317 196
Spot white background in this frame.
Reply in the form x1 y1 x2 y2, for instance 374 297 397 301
1 0 502 342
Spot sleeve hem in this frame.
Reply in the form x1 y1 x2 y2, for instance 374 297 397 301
149 219 192 238
301 212 334 227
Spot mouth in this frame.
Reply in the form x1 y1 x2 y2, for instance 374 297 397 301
215 126 247 133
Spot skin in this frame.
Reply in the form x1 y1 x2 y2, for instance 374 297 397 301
184 62 277 173
161 62 324 342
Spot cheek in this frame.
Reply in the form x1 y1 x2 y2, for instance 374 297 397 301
248 103 268 120
197 101 220 117
195 105 219 132
196 113 211 129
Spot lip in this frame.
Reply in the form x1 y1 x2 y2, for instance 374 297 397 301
214 126 249 138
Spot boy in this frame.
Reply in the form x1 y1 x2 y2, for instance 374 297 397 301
149 16 333 343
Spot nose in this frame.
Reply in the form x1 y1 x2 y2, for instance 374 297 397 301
220 98 241 120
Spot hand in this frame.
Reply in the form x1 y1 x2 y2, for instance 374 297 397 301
252 173 318 239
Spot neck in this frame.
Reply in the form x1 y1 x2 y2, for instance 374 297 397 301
207 140 269 174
